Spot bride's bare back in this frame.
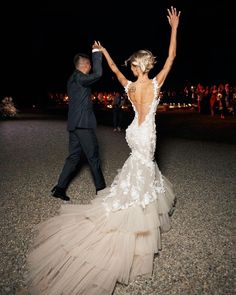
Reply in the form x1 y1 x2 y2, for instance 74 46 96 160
128 80 157 126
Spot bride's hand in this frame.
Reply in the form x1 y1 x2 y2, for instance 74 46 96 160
167 6 181 29
92 40 100 49
92 41 104 52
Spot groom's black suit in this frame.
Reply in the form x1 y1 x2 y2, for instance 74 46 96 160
55 51 106 195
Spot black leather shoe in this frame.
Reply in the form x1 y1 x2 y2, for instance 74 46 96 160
51 186 70 201
96 185 106 195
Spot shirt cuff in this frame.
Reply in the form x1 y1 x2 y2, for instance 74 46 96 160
92 48 100 53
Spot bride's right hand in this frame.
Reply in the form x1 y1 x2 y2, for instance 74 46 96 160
96 41 105 53
92 40 101 50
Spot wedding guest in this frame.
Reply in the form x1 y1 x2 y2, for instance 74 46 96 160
112 91 123 131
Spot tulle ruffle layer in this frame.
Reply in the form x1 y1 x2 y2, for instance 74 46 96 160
27 176 175 295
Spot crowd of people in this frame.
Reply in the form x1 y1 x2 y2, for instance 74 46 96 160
2 81 236 121
183 82 236 118
91 81 236 119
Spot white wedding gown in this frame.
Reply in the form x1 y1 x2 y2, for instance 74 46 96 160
27 77 175 295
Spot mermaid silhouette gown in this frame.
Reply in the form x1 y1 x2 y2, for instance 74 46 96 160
27 77 175 295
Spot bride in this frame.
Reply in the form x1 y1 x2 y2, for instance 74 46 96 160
26 6 181 295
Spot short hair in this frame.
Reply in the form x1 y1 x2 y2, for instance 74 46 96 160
73 53 90 67
124 49 156 73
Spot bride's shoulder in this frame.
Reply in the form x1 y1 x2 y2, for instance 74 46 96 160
152 77 161 99
124 80 132 93
152 77 161 89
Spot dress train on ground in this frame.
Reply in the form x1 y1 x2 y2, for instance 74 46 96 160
27 175 175 295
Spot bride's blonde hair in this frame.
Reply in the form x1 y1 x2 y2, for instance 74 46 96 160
124 49 156 73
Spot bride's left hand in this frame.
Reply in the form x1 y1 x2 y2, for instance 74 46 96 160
167 6 181 29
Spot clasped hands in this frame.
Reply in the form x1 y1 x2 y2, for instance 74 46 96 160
92 40 103 52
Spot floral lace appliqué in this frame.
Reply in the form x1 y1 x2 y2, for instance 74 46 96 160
103 78 165 213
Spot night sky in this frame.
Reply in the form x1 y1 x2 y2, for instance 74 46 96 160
1 0 235 105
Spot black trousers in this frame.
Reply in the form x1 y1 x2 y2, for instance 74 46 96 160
57 128 105 190
112 108 123 129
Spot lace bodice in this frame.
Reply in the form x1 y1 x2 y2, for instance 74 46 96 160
103 77 165 212
125 78 160 162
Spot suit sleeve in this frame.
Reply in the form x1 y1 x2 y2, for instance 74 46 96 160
76 51 103 86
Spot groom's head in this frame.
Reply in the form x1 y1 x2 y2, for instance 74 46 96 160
74 53 91 74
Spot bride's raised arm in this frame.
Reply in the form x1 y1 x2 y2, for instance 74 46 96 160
97 41 128 87
156 6 181 88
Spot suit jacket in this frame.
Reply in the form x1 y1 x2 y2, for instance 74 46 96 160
67 51 102 131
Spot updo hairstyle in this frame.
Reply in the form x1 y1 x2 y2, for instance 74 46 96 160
124 49 157 73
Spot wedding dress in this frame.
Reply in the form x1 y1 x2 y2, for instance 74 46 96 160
27 77 175 295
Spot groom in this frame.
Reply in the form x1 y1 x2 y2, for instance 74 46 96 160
51 41 106 201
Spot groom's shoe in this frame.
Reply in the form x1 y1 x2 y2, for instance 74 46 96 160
96 185 106 195
51 186 70 201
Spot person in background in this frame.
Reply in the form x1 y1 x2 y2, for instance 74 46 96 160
112 91 123 131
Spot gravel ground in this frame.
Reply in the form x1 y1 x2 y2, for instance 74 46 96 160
0 116 235 295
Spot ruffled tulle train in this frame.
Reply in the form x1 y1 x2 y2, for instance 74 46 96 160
27 176 175 295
